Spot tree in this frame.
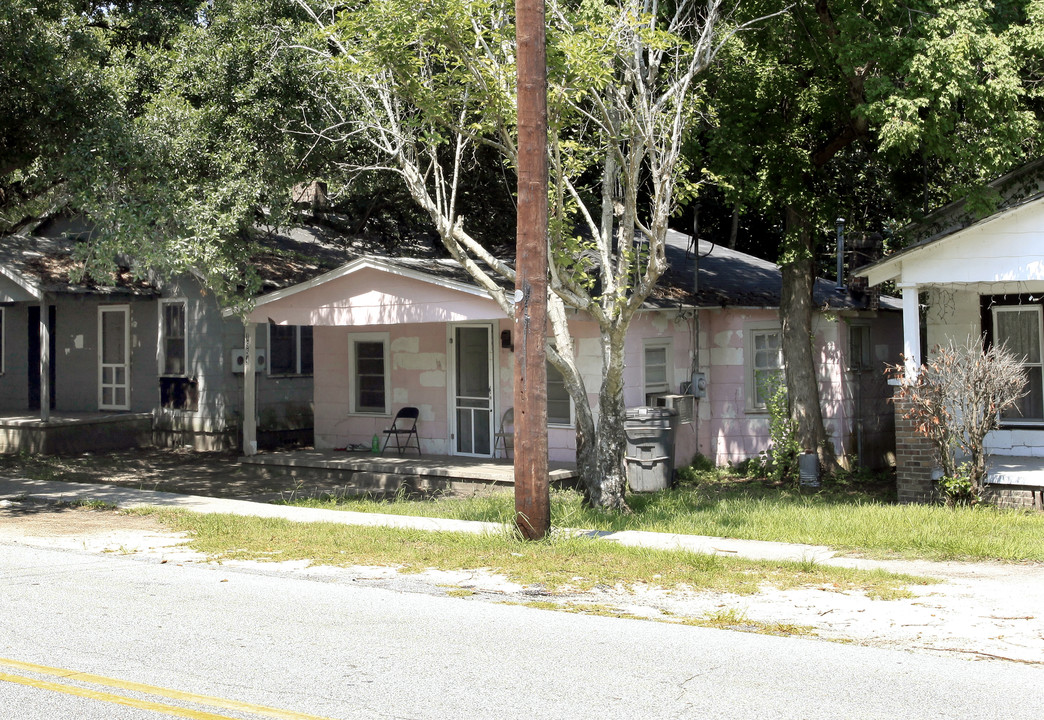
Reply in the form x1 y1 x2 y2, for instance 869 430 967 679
0 0 201 215
702 0 1044 471
285 0 732 509
892 337 1027 504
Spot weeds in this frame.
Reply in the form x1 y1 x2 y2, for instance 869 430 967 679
146 509 927 598
285 470 1044 562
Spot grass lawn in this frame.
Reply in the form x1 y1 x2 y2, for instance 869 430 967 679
148 508 926 599
282 468 1044 563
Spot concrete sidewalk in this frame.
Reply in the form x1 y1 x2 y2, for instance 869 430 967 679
0 476 847 566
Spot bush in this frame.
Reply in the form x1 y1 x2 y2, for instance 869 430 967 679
892 336 1027 503
753 379 800 484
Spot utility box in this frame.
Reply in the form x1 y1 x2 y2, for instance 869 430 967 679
624 406 679 492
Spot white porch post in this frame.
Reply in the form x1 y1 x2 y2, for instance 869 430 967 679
39 296 50 422
243 321 258 455
900 283 921 380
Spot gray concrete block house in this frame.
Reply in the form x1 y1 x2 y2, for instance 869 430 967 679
0 214 347 453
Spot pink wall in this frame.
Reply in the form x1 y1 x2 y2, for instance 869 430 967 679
250 266 505 326
306 277 900 468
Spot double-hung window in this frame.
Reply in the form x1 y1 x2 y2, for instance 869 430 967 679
269 323 314 375
847 323 872 372
349 333 389 414
159 299 197 411
746 324 783 411
547 362 573 426
993 305 1044 422
643 340 672 405
160 300 187 376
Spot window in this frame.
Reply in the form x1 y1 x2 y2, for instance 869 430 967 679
847 323 872 371
643 340 672 405
746 324 783 411
993 305 1044 421
349 333 389 414
160 300 187 376
269 323 314 375
547 362 572 426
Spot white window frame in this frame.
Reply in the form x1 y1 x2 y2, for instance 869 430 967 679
642 338 673 406
158 298 188 377
546 361 574 427
267 323 313 376
993 304 1044 424
745 321 783 413
348 331 390 416
98 304 131 411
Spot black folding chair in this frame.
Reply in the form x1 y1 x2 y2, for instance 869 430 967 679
494 407 514 459
381 407 421 455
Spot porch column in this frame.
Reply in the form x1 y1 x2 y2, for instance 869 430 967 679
39 295 50 422
243 321 258 455
900 283 921 379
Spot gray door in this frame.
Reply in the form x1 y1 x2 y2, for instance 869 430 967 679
454 325 493 456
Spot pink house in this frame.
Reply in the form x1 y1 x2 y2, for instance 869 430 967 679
237 230 901 470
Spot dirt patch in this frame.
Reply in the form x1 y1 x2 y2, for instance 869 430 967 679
0 500 166 536
0 499 193 556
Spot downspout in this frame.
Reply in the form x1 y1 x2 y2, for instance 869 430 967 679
836 218 845 289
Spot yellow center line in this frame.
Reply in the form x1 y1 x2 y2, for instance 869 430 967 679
0 657 338 720
0 671 241 720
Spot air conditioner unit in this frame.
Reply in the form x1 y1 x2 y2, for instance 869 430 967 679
231 349 267 373
655 393 695 424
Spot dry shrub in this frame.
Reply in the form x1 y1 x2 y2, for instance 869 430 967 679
891 337 1027 503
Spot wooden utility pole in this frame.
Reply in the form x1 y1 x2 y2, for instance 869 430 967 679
513 0 550 540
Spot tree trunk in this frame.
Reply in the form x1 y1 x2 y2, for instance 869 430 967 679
585 325 629 510
780 206 836 471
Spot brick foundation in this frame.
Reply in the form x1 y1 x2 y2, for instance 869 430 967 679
892 391 940 504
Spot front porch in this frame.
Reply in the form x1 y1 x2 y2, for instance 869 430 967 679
986 455 1044 510
239 450 580 498
0 412 154 455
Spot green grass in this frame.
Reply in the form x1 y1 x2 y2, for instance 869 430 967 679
148 508 927 598
281 471 1044 562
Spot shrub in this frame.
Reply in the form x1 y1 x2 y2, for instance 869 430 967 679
891 336 1026 503
755 378 800 484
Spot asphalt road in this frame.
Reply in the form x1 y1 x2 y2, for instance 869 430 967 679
2 542 1043 720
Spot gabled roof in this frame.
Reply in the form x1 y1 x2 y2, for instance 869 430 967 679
0 230 156 299
2 214 895 313
658 230 898 311
246 226 897 315
856 193 1044 286
856 157 1044 286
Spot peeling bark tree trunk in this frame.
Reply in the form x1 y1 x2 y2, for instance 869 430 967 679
781 206 835 470
584 325 629 510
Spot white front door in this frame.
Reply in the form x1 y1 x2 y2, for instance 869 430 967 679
451 324 494 457
99 305 130 410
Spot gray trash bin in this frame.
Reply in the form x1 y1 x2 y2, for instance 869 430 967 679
624 406 679 492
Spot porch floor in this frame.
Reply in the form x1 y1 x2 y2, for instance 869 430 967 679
0 411 154 455
986 455 1044 487
239 449 579 496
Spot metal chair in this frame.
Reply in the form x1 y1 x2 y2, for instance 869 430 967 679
381 407 421 455
493 407 514 459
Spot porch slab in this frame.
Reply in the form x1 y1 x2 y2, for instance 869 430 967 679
986 455 1044 486
0 412 154 455
239 450 580 498
985 455 1044 511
